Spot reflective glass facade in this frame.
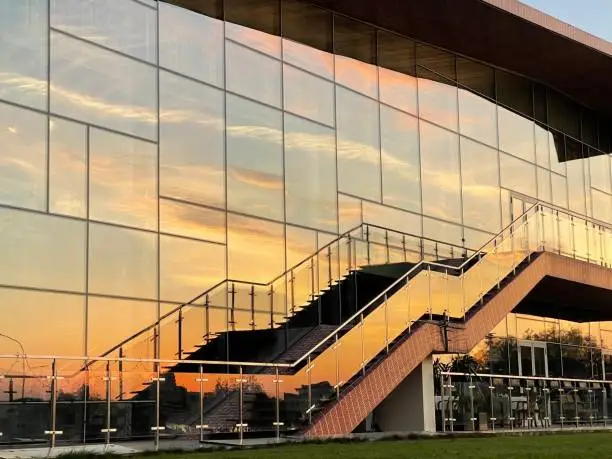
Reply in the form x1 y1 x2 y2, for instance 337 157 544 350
3 0 612 443
1 0 612 360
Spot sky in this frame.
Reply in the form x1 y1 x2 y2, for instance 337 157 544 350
522 0 612 41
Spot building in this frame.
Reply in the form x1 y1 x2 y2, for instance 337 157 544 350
2 0 612 447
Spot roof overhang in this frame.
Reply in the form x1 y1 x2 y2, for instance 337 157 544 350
307 0 612 116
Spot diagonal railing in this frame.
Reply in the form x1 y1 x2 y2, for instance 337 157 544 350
90 222 472 367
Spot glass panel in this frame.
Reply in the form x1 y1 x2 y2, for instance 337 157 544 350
567 155 587 215
552 174 569 209
363 201 422 238
0 101 47 210
537 167 552 204
0 0 48 109
49 117 86 218
420 121 461 223
461 137 501 233
0 208 86 292
87 297 157 357
339 194 361 234
592 190 612 224
458 88 497 147
282 0 333 61
0 358 52 444
283 64 334 126
88 222 158 299
380 105 421 213
51 0 157 62
50 31 157 140
498 107 535 163
160 235 226 303
417 68 458 132
90 128 157 230
160 199 226 243
378 31 417 115
159 2 224 86
422 217 463 259
535 124 551 169
283 38 333 80
228 214 284 283
0 288 84 355
590 152 611 193
457 58 495 98
496 69 532 117
226 40 281 107
334 16 377 97
550 131 567 176
225 0 280 56
159 70 225 208
500 153 537 197
285 114 337 232
336 86 381 201
227 94 283 220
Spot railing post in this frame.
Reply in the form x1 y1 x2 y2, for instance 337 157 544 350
118 347 124 401
309 257 315 299
360 313 366 375
469 375 476 431
440 373 446 433
307 356 313 425
366 225 371 265
347 234 353 272
104 361 113 445
427 265 432 320
274 367 281 442
334 334 340 399
489 377 496 432
269 285 275 329
385 230 390 264
238 367 244 445
384 294 389 353
49 358 58 448
197 365 208 443
290 270 296 315
402 234 407 262
177 309 183 360
204 294 211 343
249 284 256 330
229 283 237 331
327 246 332 287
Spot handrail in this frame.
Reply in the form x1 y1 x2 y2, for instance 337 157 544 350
289 201 541 368
291 200 612 368
94 222 469 361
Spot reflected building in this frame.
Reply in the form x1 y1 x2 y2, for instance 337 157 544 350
3 0 612 445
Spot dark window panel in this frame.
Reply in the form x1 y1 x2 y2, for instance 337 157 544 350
225 0 280 37
456 57 494 99
282 0 332 53
599 118 612 153
550 130 566 165
565 135 582 161
416 43 456 81
548 90 581 139
534 83 547 124
378 30 415 77
164 0 222 19
495 69 533 117
581 108 598 149
334 15 376 65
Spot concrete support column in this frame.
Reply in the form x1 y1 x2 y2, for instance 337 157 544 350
374 356 436 433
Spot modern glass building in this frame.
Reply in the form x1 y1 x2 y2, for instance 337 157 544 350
3 0 612 447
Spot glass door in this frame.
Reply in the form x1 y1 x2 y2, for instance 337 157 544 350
518 340 549 377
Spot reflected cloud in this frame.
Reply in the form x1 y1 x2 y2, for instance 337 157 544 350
229 168 283 191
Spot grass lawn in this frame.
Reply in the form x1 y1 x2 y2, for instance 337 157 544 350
115 433 612 459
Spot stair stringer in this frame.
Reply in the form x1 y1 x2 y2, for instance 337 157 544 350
303 252 612 437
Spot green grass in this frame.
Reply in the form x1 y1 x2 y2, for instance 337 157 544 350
64 432 612 459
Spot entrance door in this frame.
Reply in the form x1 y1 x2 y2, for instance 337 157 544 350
518 340 549 377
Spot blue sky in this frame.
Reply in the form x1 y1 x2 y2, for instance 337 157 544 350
523 0 612 41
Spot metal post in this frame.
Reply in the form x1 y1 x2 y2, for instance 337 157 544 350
335 335 340 399
469 375 476 431
274 367 283 442
118 347 124 401
427 265 432 320
290 270 296 315
307 356 313 425
385 230 390 264
249 284 256 330
360 314 365 375
104 361 112 445
327 246 332 286
49 359 58 448
347 234 353 272
269 285 275 329
238 367 244 446
384 294 389 353
440 374 446 433
229 283 237 331
489 378 496 431
402 234 407 262
508 380 515 431
366 225 371 265
177 309 183 360
196 366 208 443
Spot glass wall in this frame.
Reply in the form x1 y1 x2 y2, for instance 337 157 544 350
0 0 611 365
